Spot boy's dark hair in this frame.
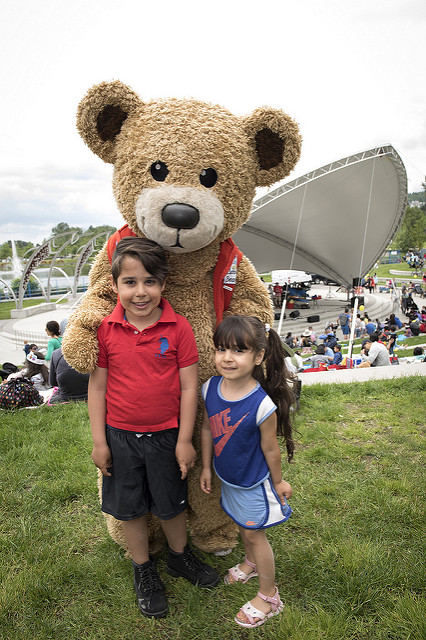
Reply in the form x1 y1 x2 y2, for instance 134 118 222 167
413 346 423 356
316 345 325 355
370 333 379 342
111 237 170 284
213 315 295 462
334 344 341 351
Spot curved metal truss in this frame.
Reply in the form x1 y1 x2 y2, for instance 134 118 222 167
251 145 407 216
16 230 111 310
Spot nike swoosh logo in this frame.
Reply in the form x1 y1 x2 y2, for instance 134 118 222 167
214 412 249 456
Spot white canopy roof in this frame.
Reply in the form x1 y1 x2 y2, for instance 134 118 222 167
233 145 407 287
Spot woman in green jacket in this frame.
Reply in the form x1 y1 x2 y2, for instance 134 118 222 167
45 320 62 361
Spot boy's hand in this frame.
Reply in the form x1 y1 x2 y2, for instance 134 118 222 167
200 468 212 494
91 444 112 477
175 441 196 479
274 479 293 505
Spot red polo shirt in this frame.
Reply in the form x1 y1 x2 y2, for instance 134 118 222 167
96 298 198 432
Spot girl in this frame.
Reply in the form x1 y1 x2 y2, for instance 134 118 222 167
7 351 50 392
200 315 295 629
45 320 62 361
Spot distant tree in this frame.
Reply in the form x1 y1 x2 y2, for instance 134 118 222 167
0 242 12 259
16 241 35 257
51 222 83 237
11 276 41 295
391 205 426 252
51 222 71 235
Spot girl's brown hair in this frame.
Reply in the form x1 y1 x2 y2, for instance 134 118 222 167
213 315 296 461
26 351 49 385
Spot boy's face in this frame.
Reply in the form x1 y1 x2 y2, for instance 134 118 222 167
112 255 165 328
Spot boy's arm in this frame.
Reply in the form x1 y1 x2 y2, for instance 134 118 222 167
175 362 198 480
260 412 292 504
200 406 213 494
88 366 112 477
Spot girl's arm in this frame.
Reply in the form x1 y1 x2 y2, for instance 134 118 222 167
200 406 213 494
44 338 56 361
175 363 198 480
260 412 292 504
88 366 112 477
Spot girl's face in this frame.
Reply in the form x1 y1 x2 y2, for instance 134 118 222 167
214 343 264 383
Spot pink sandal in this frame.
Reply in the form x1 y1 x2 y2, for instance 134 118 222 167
224 557 258 584
235 587 284 628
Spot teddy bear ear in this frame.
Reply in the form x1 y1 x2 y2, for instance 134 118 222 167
242 107 302 187
76 80 143 164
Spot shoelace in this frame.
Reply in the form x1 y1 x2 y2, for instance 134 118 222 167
136 566 163 593
181 548 207 573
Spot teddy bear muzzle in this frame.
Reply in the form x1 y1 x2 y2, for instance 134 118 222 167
135 184 224 253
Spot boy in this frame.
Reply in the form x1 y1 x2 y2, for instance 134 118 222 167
88 237 219 619
332 344 343 365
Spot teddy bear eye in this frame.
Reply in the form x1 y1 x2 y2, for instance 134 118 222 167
150 161 169 182
199 168 217 188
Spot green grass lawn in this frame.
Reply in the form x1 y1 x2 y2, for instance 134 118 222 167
374 264 424 280
1 380 425 640
0 298 68 320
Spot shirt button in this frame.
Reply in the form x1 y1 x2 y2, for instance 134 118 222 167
134 331 138 334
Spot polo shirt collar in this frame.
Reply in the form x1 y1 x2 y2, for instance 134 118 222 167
108 297 177 326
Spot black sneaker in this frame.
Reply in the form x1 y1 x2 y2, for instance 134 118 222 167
133 555 168 618
166 544 220 587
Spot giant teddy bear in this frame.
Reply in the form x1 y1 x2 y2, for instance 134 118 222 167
62 80 301 554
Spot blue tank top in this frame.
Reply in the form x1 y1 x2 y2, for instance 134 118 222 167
202 376 276 488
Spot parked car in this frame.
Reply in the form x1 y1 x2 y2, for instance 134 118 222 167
309 273 341 286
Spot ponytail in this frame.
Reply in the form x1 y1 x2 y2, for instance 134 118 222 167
253 327 295 462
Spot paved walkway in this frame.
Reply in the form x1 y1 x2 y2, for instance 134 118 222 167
1 286 425 384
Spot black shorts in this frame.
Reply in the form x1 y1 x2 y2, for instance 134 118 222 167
102 426 188 521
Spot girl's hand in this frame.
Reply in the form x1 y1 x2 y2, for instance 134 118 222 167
200 468 212 494
91 444 112 476
175 441 196 479
274 479 293 505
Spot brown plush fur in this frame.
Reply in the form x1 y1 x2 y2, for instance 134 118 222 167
62 81 301 553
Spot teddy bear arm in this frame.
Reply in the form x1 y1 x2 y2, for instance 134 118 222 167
61 248 117 373
226 256 273 324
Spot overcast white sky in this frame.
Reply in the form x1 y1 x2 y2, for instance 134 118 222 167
0 0 425 245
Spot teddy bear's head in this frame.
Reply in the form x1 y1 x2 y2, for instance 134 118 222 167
77 80 301 254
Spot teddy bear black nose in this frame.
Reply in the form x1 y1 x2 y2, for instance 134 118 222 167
161 203 200 229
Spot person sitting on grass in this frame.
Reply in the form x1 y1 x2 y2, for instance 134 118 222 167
23 341 38 356
44 321 62 361
47 347 89 405
358 333 390 368
332 344 343 365
200 315 294 629
88 237 219 620
412 346 425 362
310 344 331 367
387 325 398 355
6 351 50 392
